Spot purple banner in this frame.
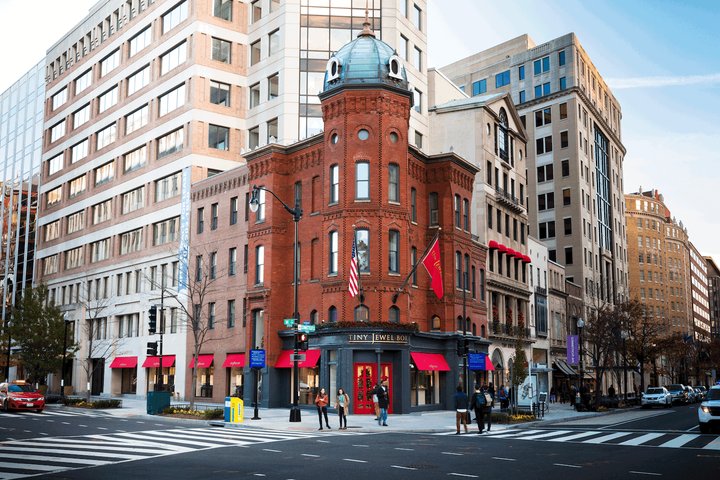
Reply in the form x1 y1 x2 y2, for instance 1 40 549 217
567 335 579 365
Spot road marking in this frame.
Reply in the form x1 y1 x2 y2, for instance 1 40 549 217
448 473 478 478
61 422 70 425
39 432 49 436
702 436 720 450
1 446 149 460
262 449 282 453
46 420 55 423
394 447 414 451
78 424 88 428
629 471 662 476
442 452 463 456
483 429 544 438
352 444 369 447
154 424 164 426
521 430 573 440
618 433 665 446
301 454 320 458
0 462 70 472
553 463 582 469
391 465 416 470
343 458 367 463
583 432 633 444
316 440 330 443
685 425 699 432
97 427 108 430
491 457 516 462
0 453 111 466
136 421 145 424
658 434 698 448
548 431 602 442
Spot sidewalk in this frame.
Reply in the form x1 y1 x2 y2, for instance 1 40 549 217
94 397 613 434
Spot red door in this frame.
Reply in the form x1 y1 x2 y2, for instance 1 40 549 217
353 363 392 414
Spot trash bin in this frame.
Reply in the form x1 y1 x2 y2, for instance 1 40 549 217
224 396 244 423
147 391 171 415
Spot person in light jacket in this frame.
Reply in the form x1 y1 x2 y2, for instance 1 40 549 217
335 387 350 430
315 387 331 430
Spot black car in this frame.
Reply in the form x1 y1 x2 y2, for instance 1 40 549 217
666 384 687 404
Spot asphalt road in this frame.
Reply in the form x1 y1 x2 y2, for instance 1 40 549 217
1 403 717 479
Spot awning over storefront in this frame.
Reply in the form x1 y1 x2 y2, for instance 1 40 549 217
554 359 578 376
485 356 496 371
274 349 321 368
142 355 176 368
188 354 214 369
410 352 450 371
109 356 138 369
222 353 245 368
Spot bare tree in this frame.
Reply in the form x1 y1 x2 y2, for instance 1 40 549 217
624 301 667 393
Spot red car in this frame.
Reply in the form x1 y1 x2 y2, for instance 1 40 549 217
0 381 46 412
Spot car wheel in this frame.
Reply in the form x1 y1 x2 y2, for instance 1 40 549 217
699 423 710 434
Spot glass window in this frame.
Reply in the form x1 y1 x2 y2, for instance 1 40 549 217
411 247 417 285
329 164 339 203
251 40 261 65
90 238 111 263
158 128 184 157
356 229 369 273
251 0 262 22
98 86 118 113
559 50 566 66
267 118 278 143
100 49 120 77
155 171 182 202
230 197 238 225
212 38 232 63
413 88 422 112
47 154 63 176
229 247 237 275
159 84 186 116
519 90 526 103
472 79 486 96
47 186 62 206
268 73 279 99
414 46 422 71
125 104 149 134
213 0 232 21
518 65 525 80
127 65 150 96
50 121 66 142
122 186 145 214
94 162 114 185
254 188 265 222
388 163 399 202
559 102 568 119
410 188 417 222
495 70 510 88
66 211 85 233
227 300 236 328
65 246 84 270
129 27 152 57
255 245 265 284
429 192 438 226
96 123 117 150
211 203 219 230
389 306 400 323
356 162 369 200
162 1 188 34
389 230 399 273
249 82 260 108
269 29 280 56
560 76 567 90
153 217 180 245
413 4 422 30
124 145 147 172
75 69 92 94
210 81 231 106
120 229 143 255
209 124 230 150
160 42 187 75
329 231 338 274
73 103 90 129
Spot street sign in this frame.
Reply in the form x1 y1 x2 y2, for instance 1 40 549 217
298 324 316 333
283 318 296 327
468 353 486 371
249 349 266 369
290 354 306 362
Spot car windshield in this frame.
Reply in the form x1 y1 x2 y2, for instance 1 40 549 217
668 384 682 391
707 389 720 401
9 385 36 393
647 388 663 394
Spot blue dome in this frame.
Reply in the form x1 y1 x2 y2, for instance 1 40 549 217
322 27 409 93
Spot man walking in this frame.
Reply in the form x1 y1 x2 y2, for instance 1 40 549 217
470 385 485 433
375 379 389 426
454 385 469 434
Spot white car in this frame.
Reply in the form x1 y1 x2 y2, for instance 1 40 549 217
698 385 720 433
641 386 672 409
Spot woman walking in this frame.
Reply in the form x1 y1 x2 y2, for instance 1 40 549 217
315 387 331 430
335 387 350 430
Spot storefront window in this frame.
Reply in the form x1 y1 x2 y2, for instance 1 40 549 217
197 368 214 397
228 367 243 397
410 366 438 406
298 366 319 405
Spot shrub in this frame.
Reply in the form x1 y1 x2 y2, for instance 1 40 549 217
162 406 223 420
508 414 536 423
202 408 224 420
91 399 122 409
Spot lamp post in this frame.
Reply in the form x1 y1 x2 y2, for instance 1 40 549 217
621 329 629 402
61 313 71 399
576 317 585 410
249 185 302 422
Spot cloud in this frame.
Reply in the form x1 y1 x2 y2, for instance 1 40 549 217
606 73 720 89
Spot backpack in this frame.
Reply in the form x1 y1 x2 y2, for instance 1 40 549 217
471 392 486 409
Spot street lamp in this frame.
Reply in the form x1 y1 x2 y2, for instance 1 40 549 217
621 329 630 403
249 185 303 423
576 317 585 410
61 313 72 399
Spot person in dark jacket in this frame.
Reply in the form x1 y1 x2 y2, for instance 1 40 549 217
454 385 469 434
470 385 486 433
374 379 389 426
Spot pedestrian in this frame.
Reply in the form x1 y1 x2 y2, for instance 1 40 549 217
315 387 331 430
569 384 576 408
470 385 485 433
372 383 380 420
335 387 350 430
498 384 508 410
488 382 495 399
608 384 616 398
549 386 556 403
453 385 469 434
485 385 494 432
374 379 389 426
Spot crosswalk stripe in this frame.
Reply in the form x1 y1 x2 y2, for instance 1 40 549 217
519 430 573 440
0 470 40 480
703 436 720 450
482 429 544 438
0 453 110 466
0 462 70 472
5 440 165 454
111 431 218 448
617 433 665 446
582 432 634 444
135 430 253 445
657 434 699 448
1 446 150 460
548 431 603 442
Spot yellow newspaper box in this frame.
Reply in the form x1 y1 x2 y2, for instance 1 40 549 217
224 397 244 423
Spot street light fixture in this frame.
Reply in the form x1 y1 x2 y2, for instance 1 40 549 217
576 317 585 410
249 185 303 422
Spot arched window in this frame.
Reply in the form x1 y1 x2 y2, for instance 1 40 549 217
388 230 399 273
354 304 369 322
471 323 477 336
389 306 400 323
355 161 369 200
388 163 399 202
310 310 318 325
431 315 441 330
429 192 439 226
255 245 264 285
498 108 509 161
456 315 463 331
355 228 370 273
480 324 486 338
329 164 339 203
455 251 462 289
328 306 337 323
328 231 338 274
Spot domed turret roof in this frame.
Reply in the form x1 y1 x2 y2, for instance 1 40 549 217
322 19 409 93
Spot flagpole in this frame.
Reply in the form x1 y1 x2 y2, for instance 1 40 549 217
352 224 364 305
391 228 441 304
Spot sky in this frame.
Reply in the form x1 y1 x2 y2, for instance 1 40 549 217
0 0 717 261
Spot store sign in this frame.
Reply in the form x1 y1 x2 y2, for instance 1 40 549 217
249 349 266 369
347 333 410 344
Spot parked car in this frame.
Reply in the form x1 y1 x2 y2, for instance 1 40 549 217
695 386 707 402
666 384 687 404
641 387 672 409
0 380 46 412
684 385 698 403
698 385 720 433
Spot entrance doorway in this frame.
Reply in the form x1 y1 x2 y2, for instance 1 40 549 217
91 358 104 395
353 362 391 415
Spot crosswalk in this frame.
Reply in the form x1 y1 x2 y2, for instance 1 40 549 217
460 428 720 450
0 407 107 418
0 425 360 479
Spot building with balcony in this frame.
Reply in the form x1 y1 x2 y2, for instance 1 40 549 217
528 237 550 394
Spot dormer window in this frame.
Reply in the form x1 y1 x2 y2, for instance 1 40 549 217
388 55 403 80
326 57 341 82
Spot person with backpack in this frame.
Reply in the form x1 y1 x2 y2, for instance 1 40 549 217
485 384 495 432
470 385 486 433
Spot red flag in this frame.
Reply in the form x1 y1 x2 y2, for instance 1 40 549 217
348 236 359 297
421 236 443 299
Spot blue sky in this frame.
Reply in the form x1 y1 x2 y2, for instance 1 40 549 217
427 0 720 262
0 0 717 261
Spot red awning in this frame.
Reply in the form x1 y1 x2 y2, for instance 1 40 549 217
109 356 138 369
514 251 524 259
142 355 176 368
411 352 450 371
506 248 516 257
523 255 532 263
188 354 214 369
497 244 508 253
222 353 245 368
488 240 499 250
485 356 496 371
274 349 321 368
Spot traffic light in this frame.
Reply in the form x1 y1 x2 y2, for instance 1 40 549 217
148 306 157 334
147 341 158 356
298 333 309 351
457 338 468 357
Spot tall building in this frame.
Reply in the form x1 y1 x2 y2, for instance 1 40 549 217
0 62 45 382
688 242 710 342
706 257 720 339
36 0 427 399
440 33 629 310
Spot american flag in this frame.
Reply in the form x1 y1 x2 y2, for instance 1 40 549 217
348 236 359 297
